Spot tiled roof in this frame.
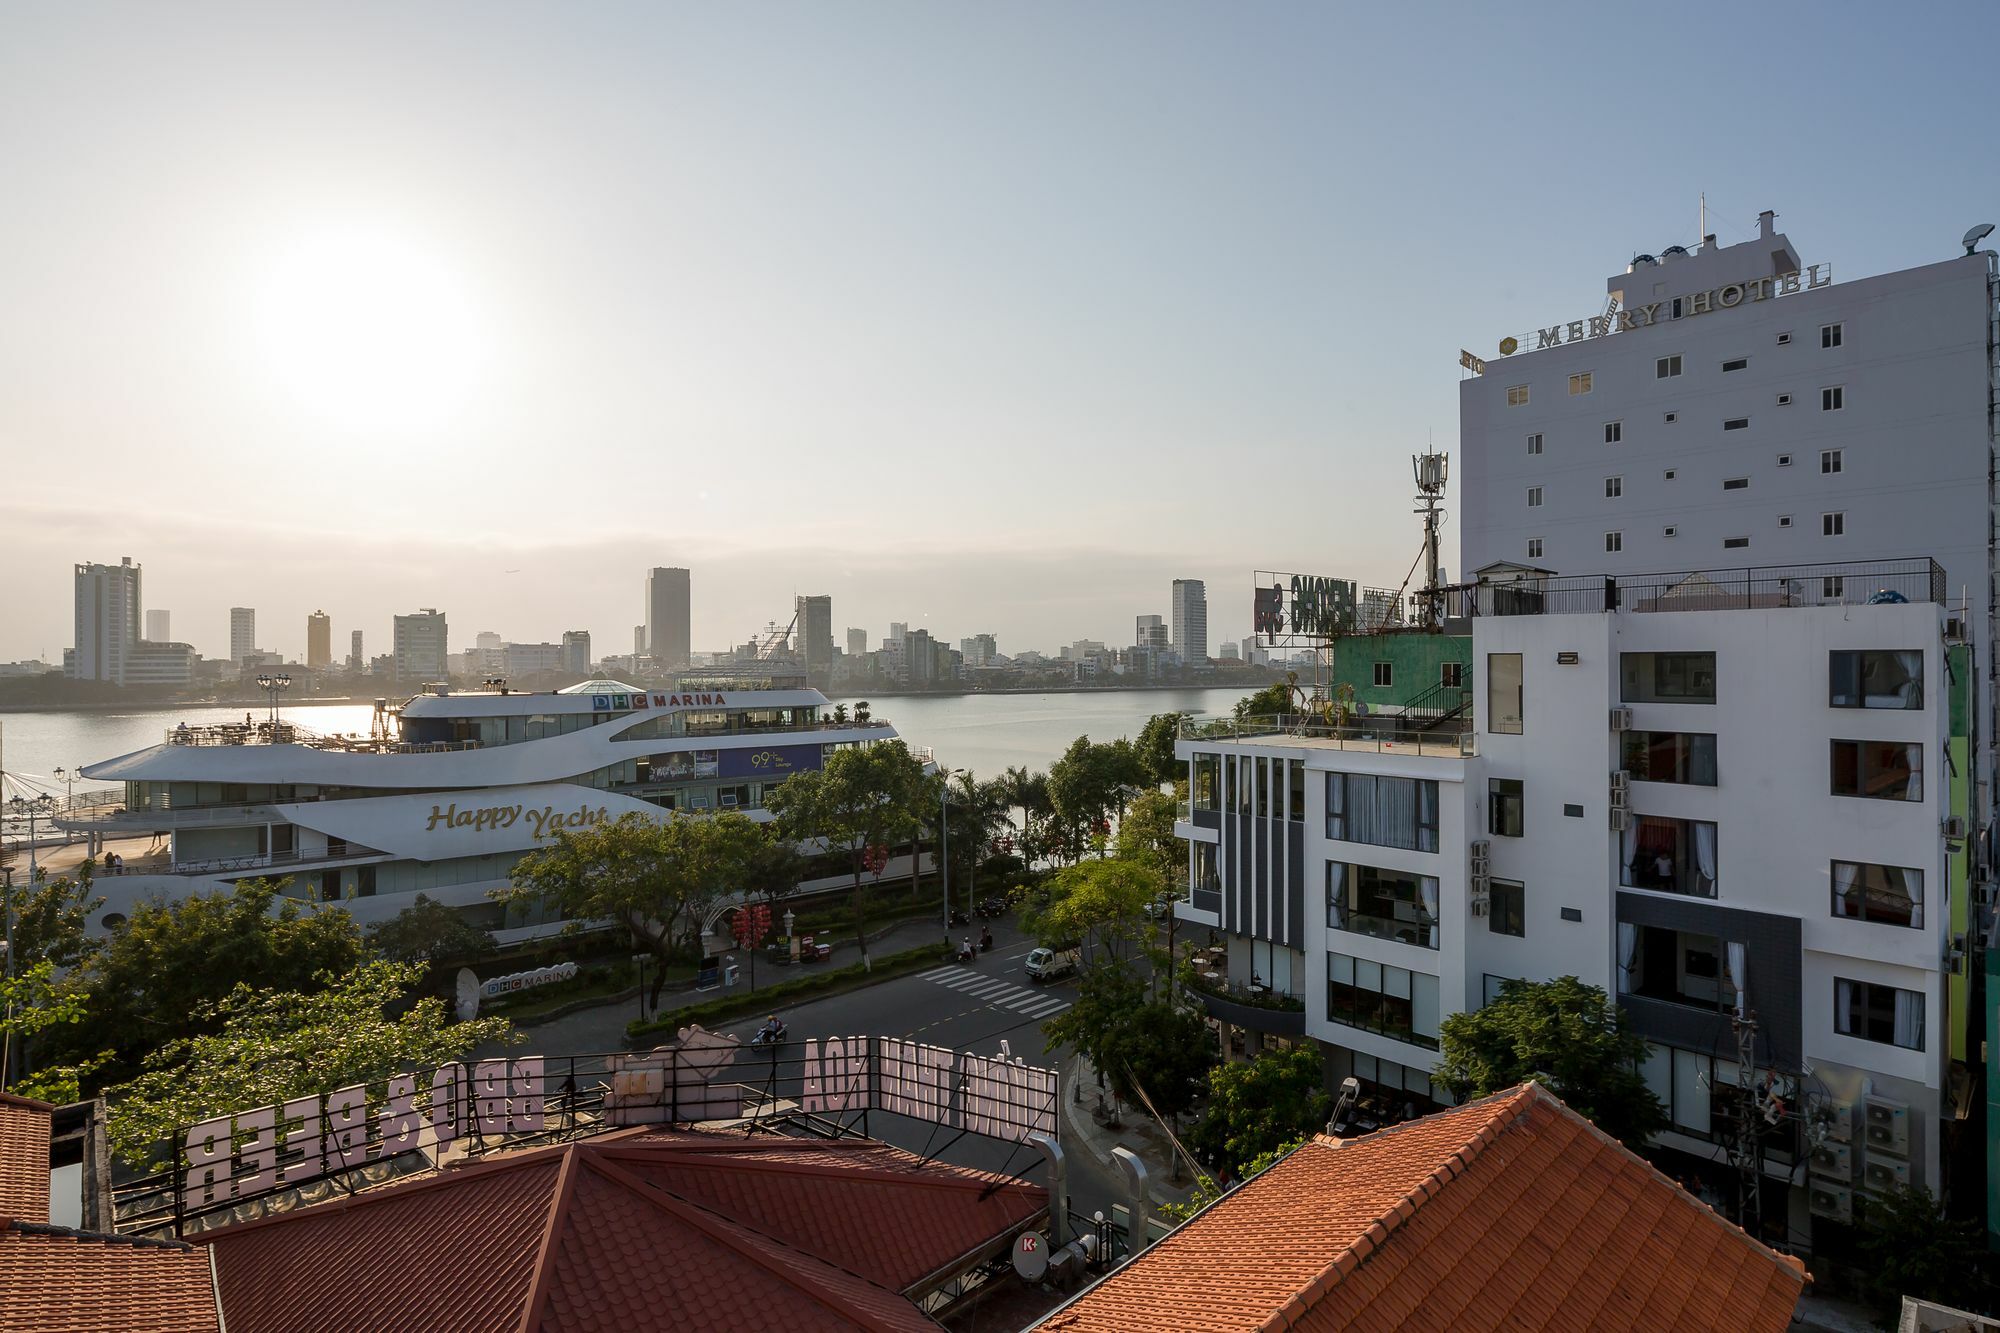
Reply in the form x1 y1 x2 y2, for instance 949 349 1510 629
0 1220 221 1332
1035 1083 1808 1333
0 1092 53 1223
203 1128 1046 1332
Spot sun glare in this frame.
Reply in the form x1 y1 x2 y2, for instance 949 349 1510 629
250 222 489 433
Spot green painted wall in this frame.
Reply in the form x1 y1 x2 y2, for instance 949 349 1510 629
1327 633 1473 711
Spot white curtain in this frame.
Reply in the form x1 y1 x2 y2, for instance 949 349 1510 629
1324 772 1343 837
1725 941 1747 1018
1904 745 1923 801
1831 861 1861 919
1348 776 1377 844
1620 815 1641 885
1418 876 1440 948
1617 923 1637 993
1835 979 1855 1033
1894 989 1923 1049
1417 781 1439 852
1379 779 1417 850
1694 823 1719 896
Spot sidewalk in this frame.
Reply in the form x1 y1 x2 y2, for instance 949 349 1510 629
1057 1053 1202 1214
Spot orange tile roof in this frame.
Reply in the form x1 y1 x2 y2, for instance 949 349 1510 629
0 1221 221 1331
0 1092 54 1223
1034 1083 1807 1333
203 1128 1046 1332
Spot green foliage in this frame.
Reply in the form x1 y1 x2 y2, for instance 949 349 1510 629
1852 1184 1989 1320
625 944 944 1042
765 739 929 968
1188 1048 1330 1179
992 766 1051 866
1042 964 1145 1080
1101 999 1214 1121
105 960 516 1170
1233 678 1296 721
1133 712 1187 787
1114 786 1183 889
43 879 365 1092
3 867 102 970
1027 860 1156 965
1434 976 1665 1149
1045 736 1146 862
366 893 496 965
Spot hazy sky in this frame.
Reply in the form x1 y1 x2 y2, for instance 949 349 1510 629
3 2 1996 663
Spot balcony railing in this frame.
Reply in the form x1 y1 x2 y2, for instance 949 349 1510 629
1447 557 1946 619
1179 714 1475 758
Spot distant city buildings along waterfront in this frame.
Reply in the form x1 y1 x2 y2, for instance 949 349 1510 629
795 594 833 682
305 611 332 669
69 557 142 685
145 609 170 643
1171 577 1208 665
228 607 255 664
644 566 691 668
392 609 449 683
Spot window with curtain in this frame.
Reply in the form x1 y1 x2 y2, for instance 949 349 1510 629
1618 815 1718 897
1834 978 1924 1050
1325 773 1438 852
1829 650 1923 709
1830 739 1923 801
1327 862 1441 948
1620 652 1717 704
1488 653 1524 733
1830 861 1923 928
1620 731 1718 785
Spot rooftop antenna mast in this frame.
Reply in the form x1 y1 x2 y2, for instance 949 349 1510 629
1412 452 1450 630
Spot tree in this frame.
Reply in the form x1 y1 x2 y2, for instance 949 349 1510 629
43 879 365 1092
764 739 928 970
1046 736 1146 862
1852 1184 1989 1320
1434 976 1665 1149
1043 963 1145 1091
939 770 1005 913
0 962 95 1104
505 810 764 1009
992 765 1050 866
1027 859 1156 967
1188 1047 1331 1179
1101 999 1213 1126
104 960 515 1170
1115 785 1187 997
366 894 496 965
3 866 101 969
1233 677 1296 722
1133 712 1188 788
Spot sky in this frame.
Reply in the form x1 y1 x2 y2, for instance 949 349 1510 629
2 1 1997 663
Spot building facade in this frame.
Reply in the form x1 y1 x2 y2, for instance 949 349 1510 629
306 611 332 669
1172 579 1208 665
145 609 170 643
123 641 198 688
846 628 867 658
348 630 364 671
645 567 691 667
392 609 449 682
72 557 142 684
796 595 833 681
561 630 592 675
229 608 255 664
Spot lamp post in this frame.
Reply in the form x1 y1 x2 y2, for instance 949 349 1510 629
632 953 650 1023
255 672 293 728
7 793 53 887
52 766 76 845
939 768 965 933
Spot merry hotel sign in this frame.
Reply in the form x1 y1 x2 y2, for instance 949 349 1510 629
1459 262 1831 375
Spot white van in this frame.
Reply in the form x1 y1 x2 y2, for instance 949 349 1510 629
1024 946 1078 983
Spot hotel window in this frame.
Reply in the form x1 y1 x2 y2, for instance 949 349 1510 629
1487 653 1523 734
1779 515 1793 528
1619 927 1739 1013
1777 331 1792 345
1834 978 1922 1051
1603 420 1622 443
1289 759 1306 822
1488 880 1525 937
1326 773 1440 853
1822 386 1844 412
1722 357 1748 373
1605 531 1623 553
1830 649 1922 709
1777 394 1792 407
1569 372 1593 396
1723 477 1748 490
1527 486 1543 508
1723 417 1749 431
1831 739 1922 801
1604 476 1623 498
1823 511 1844 537
1821 322 1843 349
1621 652 1716 704
1440 662 1464 688
1526 538 1542 559
1831 861 1924 929
1620 816 1719 898
1526 432 1543 455
1823 575 1845 599
1488 778 1524 837
1821 449 1843 474
1326 862 1441 948
1777 453 1792 466
1656 355 1682 379
1326 953 1440 1049
1372 661 1393 688
1723 537 1749 549
1621 731 1718 786
1663 526 1677 538
1506 384 1529 406
1191 753 1221 810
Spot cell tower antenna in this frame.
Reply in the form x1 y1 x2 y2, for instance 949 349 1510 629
1412 452 1450 630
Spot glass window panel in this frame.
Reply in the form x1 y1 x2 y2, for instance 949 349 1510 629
1620 652 1717 704
1488 654 1524 734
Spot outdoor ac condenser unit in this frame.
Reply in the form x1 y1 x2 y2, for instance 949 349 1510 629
1809 1182 1853 1224
1864 1097 1910 1156
1609 706 1634 732
1809 1140 1853 1182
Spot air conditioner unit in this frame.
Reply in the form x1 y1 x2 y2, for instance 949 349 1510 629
1944 613 1968 643
1609 706 1634 732
1943 815 1968 840
1469 840 1491 875
1862 1155 1912 1194
1810 1140 1854 1182
1808 1182 1853 1224
1610 770 1630 795
1818 1101 1854 1145
1609 807 1632 833
1864 1097 1910 1156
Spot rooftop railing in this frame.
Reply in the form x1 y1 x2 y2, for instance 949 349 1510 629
1179 713 1475 758
1446 557 1946 619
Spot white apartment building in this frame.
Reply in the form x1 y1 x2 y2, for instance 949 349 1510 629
1172 579 1208 665
123 640 198 687
72 558 143 685
1177 564 1965 1247
229 607 256 663
392 609 449 682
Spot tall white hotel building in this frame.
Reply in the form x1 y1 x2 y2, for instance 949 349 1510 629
1175 212 2000 1251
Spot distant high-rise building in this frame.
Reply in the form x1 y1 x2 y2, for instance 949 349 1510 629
561 630 591 675
349 629 364 671
902 629 935 685
72 557 142 684
475 630 503 653
123 640 197 687
795 595 833 680
145 609 171 643
1171 580 1208 664
634 625 646 656
645 567 691 667
229 607 256 663
846 628 867 658
504 642 564 675
306 610 333 668
393 609 449 682
1136 614 1169 650
888 622 907 649
962 633 998 668
1219 641 1240 661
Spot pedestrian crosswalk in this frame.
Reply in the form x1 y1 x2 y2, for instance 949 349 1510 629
918 965 1071 1020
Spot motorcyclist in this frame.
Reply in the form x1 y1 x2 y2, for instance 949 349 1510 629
755 1014 783 1043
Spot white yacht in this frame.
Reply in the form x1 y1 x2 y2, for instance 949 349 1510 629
59 676 913 940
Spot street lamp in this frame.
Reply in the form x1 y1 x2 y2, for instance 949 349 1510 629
255 672 293 728
53 767 76 844
939 768 966 934
6 793 54 887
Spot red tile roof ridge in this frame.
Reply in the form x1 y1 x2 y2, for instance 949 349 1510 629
593 1139 1041 1196
513 1139 583 1333
561 1152 936 1330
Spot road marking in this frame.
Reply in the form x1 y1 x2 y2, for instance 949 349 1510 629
960 980 1016 999
1000 993 1049 1011
922 967 1075 1023
933 972 988 990
918 966 959 980
1023 999 1071 1018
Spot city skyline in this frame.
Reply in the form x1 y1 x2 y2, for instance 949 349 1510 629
2 4 1996 663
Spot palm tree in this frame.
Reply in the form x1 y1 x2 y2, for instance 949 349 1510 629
830 703 849 724
993 765 1050 869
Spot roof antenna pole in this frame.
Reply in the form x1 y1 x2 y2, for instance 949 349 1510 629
1700 191 1707 244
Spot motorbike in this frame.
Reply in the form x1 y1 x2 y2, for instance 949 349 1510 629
978 929 994 953
948 909 970 928
955 940 977 963
750 1020 788 1052
976 897 1007 919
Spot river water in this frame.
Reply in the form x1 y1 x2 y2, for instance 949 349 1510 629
0 687 1249 798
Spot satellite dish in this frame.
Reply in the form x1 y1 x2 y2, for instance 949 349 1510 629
455 968 481 1022
1964 222 1995 255
1012 1231 1049 1282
